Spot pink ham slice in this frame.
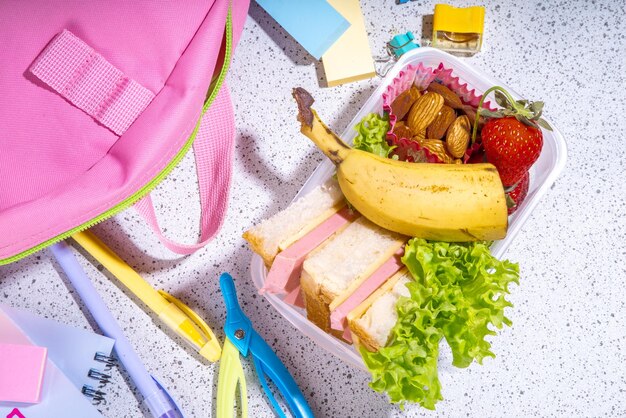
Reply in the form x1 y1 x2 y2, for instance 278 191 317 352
330 246 406 335
260 206 358 297
283 286 304 307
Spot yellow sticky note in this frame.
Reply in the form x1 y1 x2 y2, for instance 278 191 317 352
322 0 376 87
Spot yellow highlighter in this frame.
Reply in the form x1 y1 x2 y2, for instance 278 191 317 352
72 230 221 362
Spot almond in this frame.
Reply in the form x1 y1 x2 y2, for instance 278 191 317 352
461 105 484 130
457 113 471 130
390 86 421 120
421 139 455 164
426 105 456 139
427 82 463 109
411 129 426 143
393 121 413 140
445 115 471 158
406 92 444 134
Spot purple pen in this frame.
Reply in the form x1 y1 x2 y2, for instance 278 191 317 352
50 241 185 418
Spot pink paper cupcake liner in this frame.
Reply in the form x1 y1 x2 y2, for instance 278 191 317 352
391 136 442 163
433 64 496 110
464 141 483 163
382 63 441 162
382 62 498 163
381 62 437 108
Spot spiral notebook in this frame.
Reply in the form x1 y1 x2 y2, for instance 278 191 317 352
0 305 115 418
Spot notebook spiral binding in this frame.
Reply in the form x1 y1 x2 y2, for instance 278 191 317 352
82 352 117 404
88 368 112 387
94 351 117 371
82 385 107 405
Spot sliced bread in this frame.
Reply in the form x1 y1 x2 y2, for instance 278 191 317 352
243 178 344 266
300 216 405 334
347 269 412 352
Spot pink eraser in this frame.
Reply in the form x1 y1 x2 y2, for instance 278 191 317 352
0 343 47 403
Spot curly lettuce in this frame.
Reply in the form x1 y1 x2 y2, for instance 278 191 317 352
360 239 519 409
352 113 394 158
360 297 443 409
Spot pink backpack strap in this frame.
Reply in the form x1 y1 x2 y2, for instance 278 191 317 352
30 28 236 255
133 1 250 255
134 84 235 254
30 30 154 135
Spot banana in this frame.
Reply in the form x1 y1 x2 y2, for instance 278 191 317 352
292 88 508 242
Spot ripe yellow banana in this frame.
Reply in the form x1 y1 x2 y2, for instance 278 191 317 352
293 88 508 242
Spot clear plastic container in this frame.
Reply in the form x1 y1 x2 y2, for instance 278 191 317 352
249 48 568 370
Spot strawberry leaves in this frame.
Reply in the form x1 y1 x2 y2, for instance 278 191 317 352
535 117 552 131
494 90 510 108
471 86 552 145
490 90 551 128
482 87 552 130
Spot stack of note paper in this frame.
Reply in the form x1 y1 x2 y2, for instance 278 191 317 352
0 306 114 418
255 0 376 86
322 0 376 86
0 343 47 404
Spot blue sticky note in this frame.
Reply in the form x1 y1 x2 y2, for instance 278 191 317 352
256 0 350 59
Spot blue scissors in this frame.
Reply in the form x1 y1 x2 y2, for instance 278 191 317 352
216 273 314 418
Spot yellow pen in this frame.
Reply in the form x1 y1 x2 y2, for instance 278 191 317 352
71 230 221 362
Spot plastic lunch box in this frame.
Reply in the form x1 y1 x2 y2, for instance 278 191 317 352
250 47 568 370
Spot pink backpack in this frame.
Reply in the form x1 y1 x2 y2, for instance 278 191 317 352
0 0 250 264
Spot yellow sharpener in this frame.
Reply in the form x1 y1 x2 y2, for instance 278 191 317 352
72 230 221 363
432 4 485 54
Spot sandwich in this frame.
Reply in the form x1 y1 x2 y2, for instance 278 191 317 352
244 177 360 303
244 181 406 334
300 216 404 335
346 269 412 352
243 177 345 268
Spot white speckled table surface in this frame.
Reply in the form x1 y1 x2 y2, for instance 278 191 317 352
1 1 625 417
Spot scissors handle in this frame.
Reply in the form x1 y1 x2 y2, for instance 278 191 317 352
220 273 313 417
250 333 314 418
216 340 248 418
220 273 252 355
220 272 239 307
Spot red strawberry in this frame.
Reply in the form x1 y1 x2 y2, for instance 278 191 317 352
473 87 552 187
506 171 529 215
482 117 542 186
466 143 486 164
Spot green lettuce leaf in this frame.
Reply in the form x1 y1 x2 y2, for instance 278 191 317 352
352 113 394 158
361 239 519 409
402 239 520 368
360 299 443 410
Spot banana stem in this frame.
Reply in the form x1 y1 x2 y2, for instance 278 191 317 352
293 87 350 165
300 110 351 165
